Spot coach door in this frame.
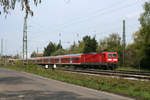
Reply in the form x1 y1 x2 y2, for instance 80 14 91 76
102 53 105 63
99 55 101 64
70 58 72 64
59 58 61 63
81 56 84 64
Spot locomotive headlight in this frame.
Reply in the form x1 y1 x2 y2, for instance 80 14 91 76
108 59 112 61
113 59 118 61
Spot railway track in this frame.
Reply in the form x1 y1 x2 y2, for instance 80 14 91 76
62 68 150 81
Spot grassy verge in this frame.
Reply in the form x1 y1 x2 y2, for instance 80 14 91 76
117 66 150 72
1 63 150 100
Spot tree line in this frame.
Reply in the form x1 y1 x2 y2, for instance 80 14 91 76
125 1 150 69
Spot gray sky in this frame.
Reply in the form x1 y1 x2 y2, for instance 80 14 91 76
0 0 147 56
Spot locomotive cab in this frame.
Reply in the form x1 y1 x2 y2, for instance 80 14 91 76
102 52 118 70
107 53 118 63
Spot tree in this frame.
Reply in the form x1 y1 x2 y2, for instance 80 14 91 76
77 41 85 53
68 41 78 54
125 44 139 67
51 49 66 56
31 51 37 58
138 1 150 68
65 41 84 54
70 41 77 51
13 54 20 59
62 36 98 54
43 42 56 56
126 28 149 68
98 33 122 64
0 0 41 16
83 35 98 53
98 33 122 53
57 42 62 50
125 2 150 68
43 41 63 56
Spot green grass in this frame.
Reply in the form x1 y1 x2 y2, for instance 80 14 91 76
117 67 140 71
117 66 150 72
1 63 150 100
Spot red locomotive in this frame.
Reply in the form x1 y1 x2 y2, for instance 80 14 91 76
27 52 118 70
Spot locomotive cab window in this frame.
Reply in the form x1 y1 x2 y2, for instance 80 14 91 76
112 54 117 57
107 54 117 57
108 54 112 57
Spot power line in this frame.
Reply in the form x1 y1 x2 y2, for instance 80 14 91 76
53 0 124 29
48 1 139 32
26 1 142 51
64 0 71 4
30 0 137 33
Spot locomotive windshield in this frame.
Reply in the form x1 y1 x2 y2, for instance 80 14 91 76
107 54 117 57
112 54 117 57
108 54 112 57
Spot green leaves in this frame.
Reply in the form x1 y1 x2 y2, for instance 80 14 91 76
31 51 37 58
43 41 63 56
83 35 98 53
0 0 42 16
98 33 122 52
97 33 122 64
138 1 150 69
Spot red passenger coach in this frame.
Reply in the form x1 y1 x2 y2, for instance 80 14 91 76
27 52 118 70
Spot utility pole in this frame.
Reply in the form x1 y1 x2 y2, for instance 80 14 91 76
59 33 61 45
37 48 38 54
23 10 28 62
122 20 126 66
77 33 79 42
1 39 3 63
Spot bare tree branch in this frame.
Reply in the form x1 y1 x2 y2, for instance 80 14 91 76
0 0 41 16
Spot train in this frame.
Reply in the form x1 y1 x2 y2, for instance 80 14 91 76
22 51 118 70
9 52 118 70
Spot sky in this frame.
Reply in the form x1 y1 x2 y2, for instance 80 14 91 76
0 0 148 57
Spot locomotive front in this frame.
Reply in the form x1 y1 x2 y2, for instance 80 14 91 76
102 52 118 70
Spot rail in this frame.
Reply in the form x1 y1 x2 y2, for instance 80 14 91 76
62 68 150 81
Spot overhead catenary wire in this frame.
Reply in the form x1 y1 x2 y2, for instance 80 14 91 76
27 0 144 52
58 1 140 31
30 0 139 33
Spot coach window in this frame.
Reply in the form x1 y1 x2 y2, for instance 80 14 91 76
72 57 79 61
66 58 69 61
63 58 65 61
66 58 70 61
61 58 64 61
50 59 54 62
55 59 59 62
